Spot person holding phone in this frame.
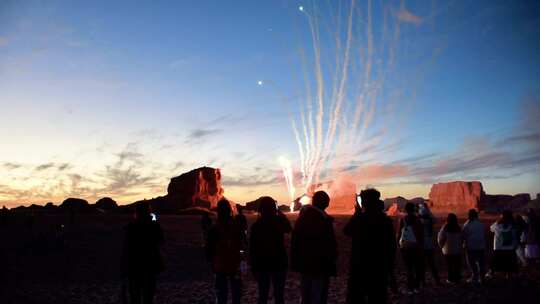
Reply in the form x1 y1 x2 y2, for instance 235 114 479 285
249 196 292 304
121 201 164 304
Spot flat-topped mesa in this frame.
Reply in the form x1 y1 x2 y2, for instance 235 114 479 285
429 181 485 212
166 166 224 210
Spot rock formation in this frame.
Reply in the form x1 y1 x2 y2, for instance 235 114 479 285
168 167 224 208
386 203 401 216
94 197 118 211
57 197 96 214
383 196 410 210
149 167 225 213
242 197 290 213
383 197 427 214
481 193 531 213
429 181 485 212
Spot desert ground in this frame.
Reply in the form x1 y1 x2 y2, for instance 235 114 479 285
1 213 539 304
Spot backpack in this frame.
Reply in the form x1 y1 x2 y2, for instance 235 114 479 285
399 219 418 248
501 229 514 247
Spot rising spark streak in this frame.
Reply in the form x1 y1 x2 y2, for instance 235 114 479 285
278 156 295 210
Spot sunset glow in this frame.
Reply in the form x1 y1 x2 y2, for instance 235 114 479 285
0 0 539 208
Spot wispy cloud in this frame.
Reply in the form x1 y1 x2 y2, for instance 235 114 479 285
57 163 72 171
396 8 422 25
35 163 56 171
33 162 73 172
115 142 144 165
224 175 279 187
186 128 222 143
3 162 21 170
172 161 185 171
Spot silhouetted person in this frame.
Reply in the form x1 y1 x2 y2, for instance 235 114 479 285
487 210 518 279
121 202 163 304
206 199 244 304
236 206 248 244
201 212 213 246
514 214 528 267
438 213 462 284
462 209 486 283
397 202 423 295
291 191 337 304
0 206 8 225
524 209 540 263
54 224 66 251
249 196 292 304
344 188 396 304
418 203 440 286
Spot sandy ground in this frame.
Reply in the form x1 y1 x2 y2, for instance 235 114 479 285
1 213 539 304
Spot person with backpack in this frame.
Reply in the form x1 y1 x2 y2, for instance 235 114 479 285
397 202 424 295
462 209 486 284
291 191 337 304
437 213 463 284
486 210 518 279
206 199 245 304
418 203 440 286
344 188 396 303
249 196 292 304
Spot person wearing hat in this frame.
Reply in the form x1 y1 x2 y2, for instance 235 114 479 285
344 188 397 303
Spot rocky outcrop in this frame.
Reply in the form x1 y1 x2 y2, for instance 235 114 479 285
429 181 485 212
168 167 224 208
94 197 118 211
149 167 225 213
278 204 291 212
244 197 264 211
383 197 427 214
60 198 92 212
386 203 401 216
482 193 531 213
383 196 409 210
242 197 289 213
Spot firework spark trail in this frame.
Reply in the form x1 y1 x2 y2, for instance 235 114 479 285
303 0 359 189
278 156 295 210
322 0 355 179
281 0 432 205
291 118 306 183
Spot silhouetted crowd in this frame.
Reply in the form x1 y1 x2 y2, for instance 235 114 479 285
121 190 540 304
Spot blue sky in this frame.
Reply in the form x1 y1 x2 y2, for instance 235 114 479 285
0 0 539 207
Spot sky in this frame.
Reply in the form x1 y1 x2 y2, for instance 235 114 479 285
0 0 539 208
